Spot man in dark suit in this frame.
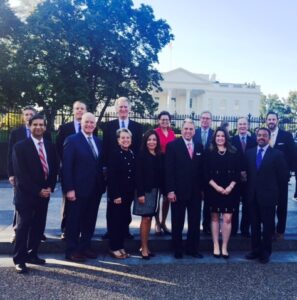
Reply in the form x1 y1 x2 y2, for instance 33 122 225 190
7 106 51 243
266 112 295 239
231 117 257 236
56 100 87 239
245 128 288 264
166 118 204 259
193 111 214 235
101 96 143 239
62 112 105 262
12 114 58 273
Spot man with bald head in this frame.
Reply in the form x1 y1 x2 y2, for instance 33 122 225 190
231 117 257 237
62 112 105 262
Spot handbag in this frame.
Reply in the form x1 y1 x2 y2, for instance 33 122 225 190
133 188 159 216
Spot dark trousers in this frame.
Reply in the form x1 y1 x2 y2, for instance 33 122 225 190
202 197 210 232
108 199 132 251
106 198 132 236
13 198 49 264
60 194 68 233
275 183 289 234
250 201 275 258
171 197 201 254
65 194 101 257
232 184 250 235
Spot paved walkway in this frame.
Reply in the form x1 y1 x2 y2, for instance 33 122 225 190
1 178 297 253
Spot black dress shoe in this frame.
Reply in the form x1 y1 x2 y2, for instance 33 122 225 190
15 263 28 274
82 249 98 259
245 252 259 260
26 256 46 265
41 234 47 242
65 253 86 262
174 252 183 259
186 251 203 259
259 256 270 264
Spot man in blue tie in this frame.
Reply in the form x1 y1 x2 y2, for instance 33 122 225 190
62 113 105 262
245 128 288 264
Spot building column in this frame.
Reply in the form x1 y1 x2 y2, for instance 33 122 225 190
185 89 191 115
166 89 172 113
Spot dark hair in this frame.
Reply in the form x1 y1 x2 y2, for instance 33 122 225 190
28 114 46 126
141 129 161 155
210 127 236 153
257 127 271 138
266 111 279 120
157 111 171 121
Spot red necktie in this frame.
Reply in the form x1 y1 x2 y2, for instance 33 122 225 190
187 142 193 159
38 141 49 179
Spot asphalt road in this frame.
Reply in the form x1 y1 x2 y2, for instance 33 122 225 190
1 254 297 300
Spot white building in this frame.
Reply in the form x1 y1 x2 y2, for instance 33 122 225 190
152 68 261 117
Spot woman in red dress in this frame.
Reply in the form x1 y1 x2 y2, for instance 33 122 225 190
154 111 175 235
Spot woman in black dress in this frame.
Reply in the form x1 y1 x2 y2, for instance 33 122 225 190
204 127 240 258
134 130 162 259
107 128 135 259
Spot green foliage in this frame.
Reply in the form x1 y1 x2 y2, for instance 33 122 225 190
0 0 174 128
260 94 292 122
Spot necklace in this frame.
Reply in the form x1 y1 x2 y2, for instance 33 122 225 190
218 149 226 156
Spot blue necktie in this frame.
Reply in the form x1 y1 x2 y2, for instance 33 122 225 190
87 137 98 159
78 123 81 132
26 128 31 138
121 120 125 128
256 148 264 170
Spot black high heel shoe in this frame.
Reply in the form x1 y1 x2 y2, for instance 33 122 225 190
139 249 150 260
213 253 221 258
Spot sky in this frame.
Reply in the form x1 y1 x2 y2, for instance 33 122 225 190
8 0 297 98
133 0 297 98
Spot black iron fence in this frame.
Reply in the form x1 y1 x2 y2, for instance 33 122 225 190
1 110 297 142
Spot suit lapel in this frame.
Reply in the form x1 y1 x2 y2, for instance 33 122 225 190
259 146 272 170
28 138 44 175
79 132 98 161
179 138 192 160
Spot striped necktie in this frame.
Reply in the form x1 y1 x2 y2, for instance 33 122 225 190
38 141 49 179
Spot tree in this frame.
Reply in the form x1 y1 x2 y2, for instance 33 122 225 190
13 0 173 127
260 94 292 122
0 0 24 111
286 91 297 117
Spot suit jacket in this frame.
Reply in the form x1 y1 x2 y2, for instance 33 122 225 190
107 147 136 201
165 138 204 201
231 134 257 171
273 129 295 171
193 127 214 150
12 138 58 208
7 125 52 177
101 119 143 166
62 132 105 198
245 146 288 207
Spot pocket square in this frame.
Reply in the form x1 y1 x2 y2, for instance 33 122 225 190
277 143 284 145
196 152 202 156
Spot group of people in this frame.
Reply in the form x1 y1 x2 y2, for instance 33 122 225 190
8 97 295 274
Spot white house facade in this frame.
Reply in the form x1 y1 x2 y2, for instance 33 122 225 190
152 68 261 117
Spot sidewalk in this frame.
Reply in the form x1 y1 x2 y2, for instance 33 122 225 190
1 179 297 254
